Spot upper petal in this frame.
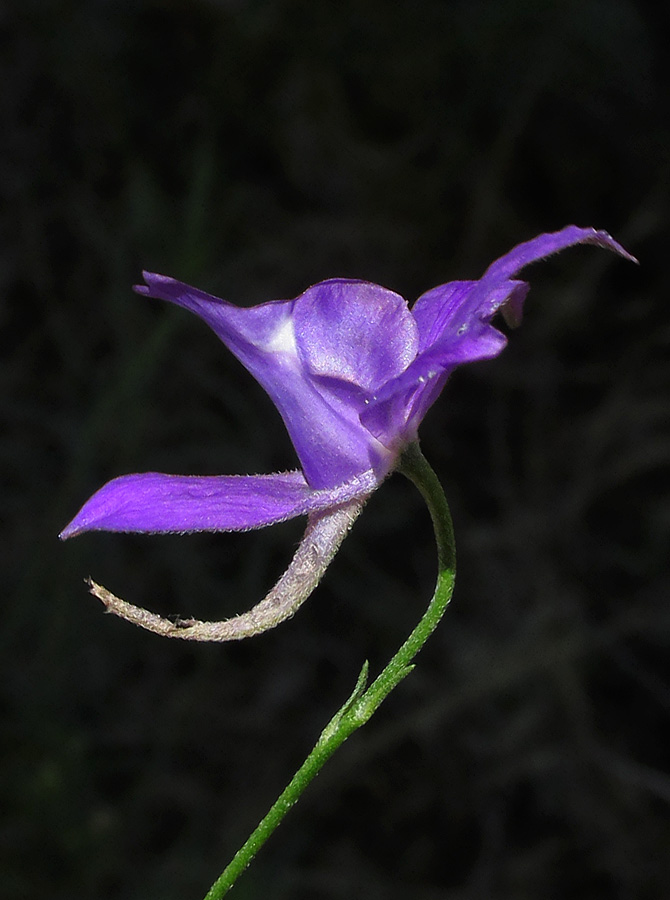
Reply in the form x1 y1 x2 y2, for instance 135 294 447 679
479 225 636 284
412 280 529 351
292 279 418 391
411 227 634 356
362 226 634 445
362 280 524 445
439 226 635 342
59 469 378 538
360 319 507 445
411 281 477 351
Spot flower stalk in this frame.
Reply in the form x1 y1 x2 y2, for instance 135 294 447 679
202 442 456 899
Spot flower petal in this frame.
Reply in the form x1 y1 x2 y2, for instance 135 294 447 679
412 227 634 354
412 280 529 351
362 226 634 445
480 225 637 283
59 469 377 538
292 279 418 391
411 281 477 351
360 322 505 446
362 283 523 445
440 226 635 341
135 274 389 489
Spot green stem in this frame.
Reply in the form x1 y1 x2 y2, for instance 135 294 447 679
202 442 456 899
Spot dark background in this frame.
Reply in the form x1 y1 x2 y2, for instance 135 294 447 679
3 1 669 898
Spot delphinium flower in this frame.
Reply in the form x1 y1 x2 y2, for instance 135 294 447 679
60 226 634 641
61 225 635 900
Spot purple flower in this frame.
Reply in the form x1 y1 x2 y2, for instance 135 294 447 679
60 227 634 640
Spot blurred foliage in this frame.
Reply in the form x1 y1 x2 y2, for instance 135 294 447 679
2 0 669 898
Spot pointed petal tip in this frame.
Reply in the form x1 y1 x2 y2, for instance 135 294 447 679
584 227 638 265
59 519 82 540
481 225 639 288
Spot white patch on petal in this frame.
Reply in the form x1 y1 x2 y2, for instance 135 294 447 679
263 315 299 359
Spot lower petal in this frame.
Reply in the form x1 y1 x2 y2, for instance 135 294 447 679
60 469 377 538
